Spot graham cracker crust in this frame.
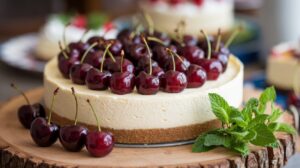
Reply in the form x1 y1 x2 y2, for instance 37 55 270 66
50 111 221 144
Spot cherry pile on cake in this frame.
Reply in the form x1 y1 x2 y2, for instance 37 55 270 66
43 25 244 145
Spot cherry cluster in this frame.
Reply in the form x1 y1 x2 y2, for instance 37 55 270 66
11 84 114 158
58 27 237 95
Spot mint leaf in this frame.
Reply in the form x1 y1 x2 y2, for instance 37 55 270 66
209 93 230 124
244 130 257 141
268 107 283 123
233 142 249 156
251 124 277 146
204 133 231 148
87 13 108 29
271 123 296 134
192 133 216 152
229 131 249 140
248 114 269 129
258 87 276 113
241 98 258 121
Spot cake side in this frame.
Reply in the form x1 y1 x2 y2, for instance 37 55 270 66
44 56 244 144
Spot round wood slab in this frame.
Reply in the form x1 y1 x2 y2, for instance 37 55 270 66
0 87 297 168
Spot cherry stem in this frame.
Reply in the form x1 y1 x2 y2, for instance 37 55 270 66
143 12 154 35
166 48 176 71
58 41 69 59
107 50 116 63
71 87 78 125
147 36 165 46
10 83 30 105
100 44 112 72
79 29 89 42
48 88 59 125
81 42 98 64
225 25 242 48
142 36 152 75
201 30 211 60
120 50 125 73
215 28 222 52
87 99 101 132
166 48 186 69
63 23 71 52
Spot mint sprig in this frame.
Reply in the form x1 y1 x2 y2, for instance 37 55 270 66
192 86 296 156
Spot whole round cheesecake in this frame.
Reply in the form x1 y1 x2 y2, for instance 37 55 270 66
267 42 300 90
44 55 243 144
140 0 234 36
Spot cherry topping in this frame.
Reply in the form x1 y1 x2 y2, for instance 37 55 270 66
10 83 45 129
105 51 134 73
166 49 190 72
59 88 87 152
181 45 205 64
186 64 207 88
30 88 59 147
82 50 104 68
58 42 80 78
110 71 135 95
106 39 123 56
160 70 187 93
70 63 93 85
152 45 177 68
129 43 150 61
85 100 114 157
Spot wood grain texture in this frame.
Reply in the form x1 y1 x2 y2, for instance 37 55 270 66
0 87 297 168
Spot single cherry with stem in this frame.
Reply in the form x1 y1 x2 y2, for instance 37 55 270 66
136 36 160 95
212 29 229 72
166 48 190 72
85 99 114 157
86 44 113 90
105 50 135 73
186 64 207 88
30 88 59 147
58 41 80 78
196 30 223 80
160 48 187 93
10 83 45 129
68 30 90 55
110 51 135 95
59 88 88 152
69 43 98 85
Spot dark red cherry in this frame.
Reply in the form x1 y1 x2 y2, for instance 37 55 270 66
181 46 205 64
160 70 187 93
85 131 114 157
105 57 135 73
212 51 229 72
106 39 123 56
287 92 300 108
129 44 150 61
58 49 80 62
166 56 190 72
87 36 105 50
186 64 207 88
70 63 93 85
152 45 177 68
68 41 89 55
145 66 165 78
82 50 104 68
59 125 88 152
136 71 160 95
194 0 204 6
86 68 111 90
58 58 80 78
18 103 45 129
196 59 223 80
110 72 135 95
183 35 198 46
30 117 59 147
148 31 171 46
136 57 158 73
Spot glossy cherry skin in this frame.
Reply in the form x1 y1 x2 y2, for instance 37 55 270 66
59 125 88 152
106 39 123 56
145 66 165 78
68 41 89 55
183 35 198 46
85 131 114 157
30 117 59 147
186 64 207 88
196 59 223 80
181 46 205 64
110 72 135 95
70 63 93 85
105 57 135 74
86 68 111 90
87 36 105 50
166 56 190 72
136 71 160 95
152 45 177 68
58 50 80 62
160 70 187 93
82 50 104 68
212 51 229 72
18 103 46 129
287 92 300 108
136 57 158 73
148 31 171 47
129 44 150 62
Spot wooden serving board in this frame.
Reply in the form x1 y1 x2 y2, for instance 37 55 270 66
0 87 297 168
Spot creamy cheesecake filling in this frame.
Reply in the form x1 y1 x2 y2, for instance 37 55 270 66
140 0 234 36
44 56 243 130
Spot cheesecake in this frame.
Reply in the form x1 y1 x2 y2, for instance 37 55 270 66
35 14 117 61
267 42 300 90
140 0 235 36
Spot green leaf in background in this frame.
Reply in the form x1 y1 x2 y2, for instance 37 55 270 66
87 12 108 30
258 86 276 113
209 93 230 124
204 133 232 148
251 124 277 146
